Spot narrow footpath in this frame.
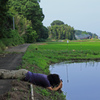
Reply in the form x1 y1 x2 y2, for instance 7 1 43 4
0 44 30 95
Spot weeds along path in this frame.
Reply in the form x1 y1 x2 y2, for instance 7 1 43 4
0 44 30 95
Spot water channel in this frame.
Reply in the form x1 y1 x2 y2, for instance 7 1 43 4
49 61 100 100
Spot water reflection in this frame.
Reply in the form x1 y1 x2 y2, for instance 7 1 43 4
49 61 100 100
66 65 69 83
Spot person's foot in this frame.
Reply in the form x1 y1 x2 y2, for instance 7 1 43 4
0 72 3 78
0 69 7 75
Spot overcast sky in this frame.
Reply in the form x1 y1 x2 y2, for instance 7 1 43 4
40 0 100 36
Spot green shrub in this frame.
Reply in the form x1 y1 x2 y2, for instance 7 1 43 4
0 40 6 50
37 38 46 42
1 30 24 46
0 40 6 52
23 26 38 43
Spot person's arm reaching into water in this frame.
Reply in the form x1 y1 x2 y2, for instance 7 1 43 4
47 81 62 91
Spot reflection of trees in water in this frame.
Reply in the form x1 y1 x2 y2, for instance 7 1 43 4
78 61 99 71
66 64 69 83
66 61 100 83
88 61 99 70
50 61 100 85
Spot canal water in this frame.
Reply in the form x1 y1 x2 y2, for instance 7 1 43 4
49 61 100 100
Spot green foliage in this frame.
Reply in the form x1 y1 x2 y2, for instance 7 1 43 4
0 0 8 26
37 26 49 42
75 30 98 39
1 30 24 46
34 86 66 100
23 26 38 43
0 40 6 53
51 91 66 100
7 0 45 42
8 0 44 35
23 0 44 33
0 0 25 47
35 87 51 96
48 24 75 40
51 20 64 26
14 14 32 35
0 0 12 38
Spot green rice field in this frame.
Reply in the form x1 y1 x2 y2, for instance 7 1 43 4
22 39 100 74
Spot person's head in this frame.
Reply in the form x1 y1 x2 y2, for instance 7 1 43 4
47 74 60 87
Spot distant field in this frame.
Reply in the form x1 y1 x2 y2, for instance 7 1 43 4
22 39 100 74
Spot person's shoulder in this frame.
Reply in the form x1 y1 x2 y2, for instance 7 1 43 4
37 73 47 77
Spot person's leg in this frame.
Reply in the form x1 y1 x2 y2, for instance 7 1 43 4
0 69 28 79
0 69 9 77
14 69 28 79
0 69 13 79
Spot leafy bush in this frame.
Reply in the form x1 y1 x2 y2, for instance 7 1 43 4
23 26 38 43
1 30 24 46
0 40 6 52
37 38 46 42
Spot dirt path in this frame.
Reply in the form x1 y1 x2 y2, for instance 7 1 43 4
5 44 30 53
0 44 30 95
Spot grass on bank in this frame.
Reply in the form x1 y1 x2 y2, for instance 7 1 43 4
22 40 100 74
21 39 100 100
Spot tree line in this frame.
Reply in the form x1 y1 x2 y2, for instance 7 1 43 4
48 20 76 40
48 20 98 40
75 30 98 39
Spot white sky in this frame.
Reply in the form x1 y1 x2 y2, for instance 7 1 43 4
40 0 100 36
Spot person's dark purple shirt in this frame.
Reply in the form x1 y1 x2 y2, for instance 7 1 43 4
25 71 51 87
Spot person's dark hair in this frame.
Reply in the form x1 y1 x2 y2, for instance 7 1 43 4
47 74 60 87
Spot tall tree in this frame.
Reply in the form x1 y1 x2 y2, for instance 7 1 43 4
51 20 64 26
23 1 44 32
8 0 44 35
39 26 49 39
48 21 75 40
0 0 12 38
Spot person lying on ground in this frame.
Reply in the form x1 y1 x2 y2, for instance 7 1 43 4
0 69 63 91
